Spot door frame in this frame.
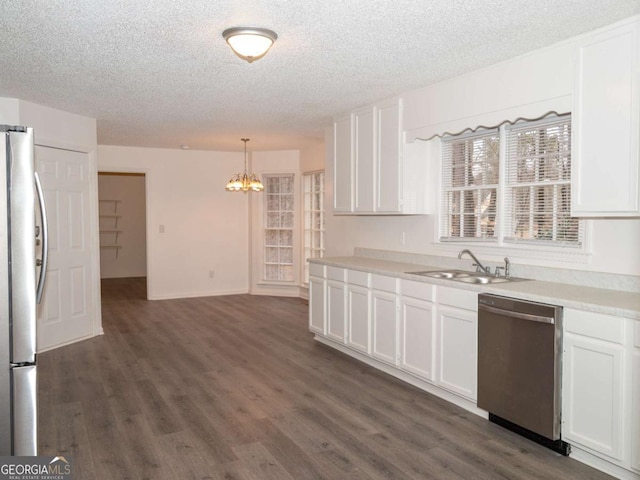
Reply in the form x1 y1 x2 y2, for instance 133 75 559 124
97 167 151 300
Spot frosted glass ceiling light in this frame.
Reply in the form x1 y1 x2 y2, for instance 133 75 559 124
225 138 264 192
222 27 277 63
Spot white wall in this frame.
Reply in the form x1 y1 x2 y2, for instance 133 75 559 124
0 98 98 149
324 19 640 277
300 141 325 173
98 145 250 299
98 173 147 279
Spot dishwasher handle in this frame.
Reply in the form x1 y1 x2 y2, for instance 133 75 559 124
479 303 555 325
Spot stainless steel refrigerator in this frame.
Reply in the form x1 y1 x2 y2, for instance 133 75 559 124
0 125 48 455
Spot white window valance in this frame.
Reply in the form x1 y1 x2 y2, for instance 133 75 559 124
405 95 572 143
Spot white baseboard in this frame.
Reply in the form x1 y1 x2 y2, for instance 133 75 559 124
148 288 249 300
569 445 640 480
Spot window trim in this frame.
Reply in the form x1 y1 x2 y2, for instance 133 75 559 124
301 169 325 285
504 115 581 248
439 128 500 242
262 173 296 284
436 115 591 261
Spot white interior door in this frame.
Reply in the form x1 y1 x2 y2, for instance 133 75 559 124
35 145 97 351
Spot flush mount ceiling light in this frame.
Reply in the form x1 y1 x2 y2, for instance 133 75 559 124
225 138 264 192
222 27 277 63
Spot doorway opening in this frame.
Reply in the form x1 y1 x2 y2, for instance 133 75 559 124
97 172 147 300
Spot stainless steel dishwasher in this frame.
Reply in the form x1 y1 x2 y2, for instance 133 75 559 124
477 294 569 455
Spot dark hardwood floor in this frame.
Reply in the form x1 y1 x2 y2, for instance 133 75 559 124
37 277 613 479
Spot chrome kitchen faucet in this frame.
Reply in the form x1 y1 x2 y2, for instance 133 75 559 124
458 249 490 274
458 249 511 278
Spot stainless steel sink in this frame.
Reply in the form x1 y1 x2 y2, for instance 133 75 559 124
408 270 472 279
454 275 512 284
405 270 529 284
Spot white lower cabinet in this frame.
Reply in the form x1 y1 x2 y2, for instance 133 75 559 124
631 321 640 473
563 333 624 461
371 289 398 365
309 267 477 404
326 279 347 344
399 296 435 381
435 286 478 402
309 276 325 335
347 284 370 353
562 308 628 468
437 304 477 401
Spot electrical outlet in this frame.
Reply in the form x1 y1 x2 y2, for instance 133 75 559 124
401 232 406 245
159 224 165 233
209 270 215 278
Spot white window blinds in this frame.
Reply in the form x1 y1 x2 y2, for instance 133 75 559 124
440 131 500 241
504 116 582 246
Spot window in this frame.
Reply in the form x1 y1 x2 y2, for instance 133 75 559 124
505 117 581 246
440 131 500 241
302 171 325 283
440 115 582 248
264 175 294 282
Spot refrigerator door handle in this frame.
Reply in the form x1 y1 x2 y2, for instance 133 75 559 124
34 172 48 304
11 365 37 455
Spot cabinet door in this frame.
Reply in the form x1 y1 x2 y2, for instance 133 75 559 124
309 276 325 335
437 305 477 400
400 297 435 381
631 323 640 472
327 280 347 343
562 333 624 461
572 21 640 216
371 290 398 365
354 107 375 212
347 284 370 353
333 114 353 213
376 100 401 213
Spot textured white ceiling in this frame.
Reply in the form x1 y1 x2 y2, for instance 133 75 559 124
1 1 638 151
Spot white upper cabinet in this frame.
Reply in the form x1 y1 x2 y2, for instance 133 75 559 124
354 107 376 212
332 98 428 215
333 114 353 213
376 100 402 212
572 20 640 216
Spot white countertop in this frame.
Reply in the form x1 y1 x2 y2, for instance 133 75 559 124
311 256 640 320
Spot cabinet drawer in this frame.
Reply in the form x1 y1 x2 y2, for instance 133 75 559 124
327 266 346 282
347 269 370 287
437 286 477 311
564 309 624 344
401 279 435 302
371 274 397 293
309 263 325 278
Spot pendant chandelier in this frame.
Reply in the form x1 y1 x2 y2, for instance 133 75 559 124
225 138 264 192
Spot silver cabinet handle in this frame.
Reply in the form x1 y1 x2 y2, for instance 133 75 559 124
34 172 48 304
